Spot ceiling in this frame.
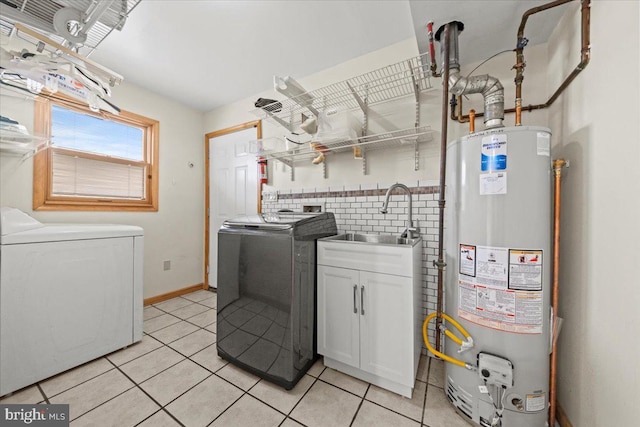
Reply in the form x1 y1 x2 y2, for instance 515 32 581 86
83 1 566 112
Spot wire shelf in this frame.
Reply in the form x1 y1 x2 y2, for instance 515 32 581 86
259 126 432 166
0 128 48 160
252 53 433 131
0 0 142 56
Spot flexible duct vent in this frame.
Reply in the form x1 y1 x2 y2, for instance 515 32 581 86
435 21 505 129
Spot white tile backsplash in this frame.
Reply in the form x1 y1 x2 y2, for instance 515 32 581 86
264 184 440 350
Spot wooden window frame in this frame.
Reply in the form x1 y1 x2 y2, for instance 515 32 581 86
33 95 159 211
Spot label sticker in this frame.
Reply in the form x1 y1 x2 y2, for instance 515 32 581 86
459 244 476 277
476 246 508 288
480 172 507 195
481 134 507 171
526 393 546 412
509 250 543 290
537 132 550 156
458 245 543 334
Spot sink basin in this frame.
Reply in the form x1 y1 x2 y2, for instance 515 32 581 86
322 233 421 247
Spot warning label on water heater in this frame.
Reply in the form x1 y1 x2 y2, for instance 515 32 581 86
458 244 543 334
509 249 543 291
481 134 507 171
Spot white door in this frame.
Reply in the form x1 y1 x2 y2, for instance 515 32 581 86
317 265 360 368
359 270 413 385
208 126 258 288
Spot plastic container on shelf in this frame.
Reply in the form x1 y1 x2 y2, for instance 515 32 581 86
314 106 361 145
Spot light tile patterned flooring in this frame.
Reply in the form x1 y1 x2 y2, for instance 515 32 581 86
1 290 469 427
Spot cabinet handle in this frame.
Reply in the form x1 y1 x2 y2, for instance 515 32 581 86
353 285 358 314
360 285 365 315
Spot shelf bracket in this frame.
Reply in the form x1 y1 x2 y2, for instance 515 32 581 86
346 81 368 114
289 161 295 181
264 108 292 132
322 161 327 179
414 139 420 171
350 83 368 167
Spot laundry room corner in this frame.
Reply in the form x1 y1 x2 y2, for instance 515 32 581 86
0 80 207 300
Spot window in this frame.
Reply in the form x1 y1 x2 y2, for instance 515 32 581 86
33 95 159 211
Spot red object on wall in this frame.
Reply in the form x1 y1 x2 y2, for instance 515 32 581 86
258 157 267 184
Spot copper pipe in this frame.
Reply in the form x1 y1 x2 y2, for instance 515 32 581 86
515 98 522 126
468 109 475 133
550 159 566 427
451 1 590 125
515 0 574 123
451 95 548 122
435 23 451 352
455 95 465 123
453 0 591 127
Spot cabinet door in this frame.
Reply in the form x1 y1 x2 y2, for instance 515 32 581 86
359 271 413 385
317 265 360 367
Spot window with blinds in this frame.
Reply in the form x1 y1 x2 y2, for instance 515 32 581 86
51 149 146 199
33 96 159 211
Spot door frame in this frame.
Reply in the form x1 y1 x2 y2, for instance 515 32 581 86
204 120 262 288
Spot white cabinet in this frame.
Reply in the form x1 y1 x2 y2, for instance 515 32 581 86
317 266 360 367
317 238 422 398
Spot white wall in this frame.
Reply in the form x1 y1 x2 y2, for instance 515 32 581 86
547 2 640 426
204 35 550 193
0 82 205 300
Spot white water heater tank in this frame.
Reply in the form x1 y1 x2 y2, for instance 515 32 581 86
444 126 552 426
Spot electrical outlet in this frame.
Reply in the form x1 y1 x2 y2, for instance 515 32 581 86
163 260 171 271
263 191 278 201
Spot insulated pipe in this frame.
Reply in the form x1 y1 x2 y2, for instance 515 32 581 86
436 21 504 129
434 23 451 352
550 159 567 427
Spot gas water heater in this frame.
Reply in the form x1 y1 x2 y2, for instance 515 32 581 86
444 126 552 426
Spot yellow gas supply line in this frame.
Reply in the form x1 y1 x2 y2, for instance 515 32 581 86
423 312 475 370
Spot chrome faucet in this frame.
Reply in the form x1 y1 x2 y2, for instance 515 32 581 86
380 183 419 239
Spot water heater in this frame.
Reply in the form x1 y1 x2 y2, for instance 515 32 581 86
444 126 552 426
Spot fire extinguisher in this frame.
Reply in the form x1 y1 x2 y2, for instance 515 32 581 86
258 157 268 184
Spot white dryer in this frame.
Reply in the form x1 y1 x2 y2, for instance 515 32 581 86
0 207 143 396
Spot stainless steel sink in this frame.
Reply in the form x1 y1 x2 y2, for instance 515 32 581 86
322 233 421 247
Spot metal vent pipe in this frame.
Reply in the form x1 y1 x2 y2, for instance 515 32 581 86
436 22 505 129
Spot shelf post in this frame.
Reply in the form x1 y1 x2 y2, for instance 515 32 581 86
407 59 421 171
407 59 421 128
362 150 367 175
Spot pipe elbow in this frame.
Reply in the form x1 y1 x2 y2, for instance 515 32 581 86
448 70 467 96
483 75 503 96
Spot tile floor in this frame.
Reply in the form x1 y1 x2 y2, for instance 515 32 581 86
0 290 469 427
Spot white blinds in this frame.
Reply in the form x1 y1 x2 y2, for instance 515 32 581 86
52 150 146 199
